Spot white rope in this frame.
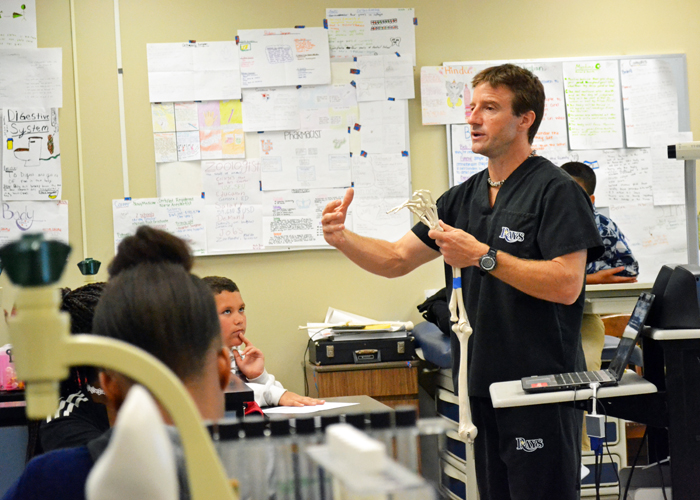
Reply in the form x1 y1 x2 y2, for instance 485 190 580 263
388 190 477 443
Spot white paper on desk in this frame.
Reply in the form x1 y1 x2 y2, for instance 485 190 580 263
259 129 351 190
563 60 624 150
620 59 679 148
518 61 569 152
2 108 61 200
326 8 416 63
0 48 62 108
355 55 414 102
202 159 263 253
651 131 692 205
299 84 358 131
0 0 36 48
112 197 206 256
242 87 300 132
147 41 241 102
238 28 331 88
262 402 359 415
351 154 411 242
325 307 378 325
261 187 346 247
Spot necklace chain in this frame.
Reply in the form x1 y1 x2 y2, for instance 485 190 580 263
487 150 536 188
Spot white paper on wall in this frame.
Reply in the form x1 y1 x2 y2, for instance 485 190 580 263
0 199 68 244
112 197 207 255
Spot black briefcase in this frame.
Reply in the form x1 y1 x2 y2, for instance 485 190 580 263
308 336 416 365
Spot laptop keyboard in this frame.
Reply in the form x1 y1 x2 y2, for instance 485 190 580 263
554 371 614 386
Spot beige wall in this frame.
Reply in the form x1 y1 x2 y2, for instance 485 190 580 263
3 0 698 394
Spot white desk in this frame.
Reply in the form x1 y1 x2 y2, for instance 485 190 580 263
489 371 657 409
584 282 652 315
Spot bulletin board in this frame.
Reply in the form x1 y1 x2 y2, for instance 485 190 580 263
443 54 695 284
115 10 418 257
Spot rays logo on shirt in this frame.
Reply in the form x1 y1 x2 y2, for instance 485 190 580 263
499 227 525 243
515 437 544 452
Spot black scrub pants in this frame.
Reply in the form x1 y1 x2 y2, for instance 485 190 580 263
471 396 582 500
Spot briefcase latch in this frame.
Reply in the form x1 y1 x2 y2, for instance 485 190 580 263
353 348 381 364
326 345 335 358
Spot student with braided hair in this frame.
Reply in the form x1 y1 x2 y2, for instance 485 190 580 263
38 283 111 454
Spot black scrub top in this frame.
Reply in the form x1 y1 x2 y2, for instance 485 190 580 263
413 156 603 397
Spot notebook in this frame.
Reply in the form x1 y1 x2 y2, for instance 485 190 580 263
521 292 655 393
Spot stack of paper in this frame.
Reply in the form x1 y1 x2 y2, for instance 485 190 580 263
304 307 412 342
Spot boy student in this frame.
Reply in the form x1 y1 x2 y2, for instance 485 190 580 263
322 64 603 499
203 276 323 408
3 226 230 500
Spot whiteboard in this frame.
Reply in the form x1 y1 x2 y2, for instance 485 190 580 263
444 54 697 284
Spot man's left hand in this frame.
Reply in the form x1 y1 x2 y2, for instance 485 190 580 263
429 221 489 268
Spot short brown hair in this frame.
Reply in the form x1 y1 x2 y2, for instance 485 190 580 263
472 64 545 144
202 276 239 295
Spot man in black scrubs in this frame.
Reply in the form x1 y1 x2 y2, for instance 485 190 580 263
322 63 603 500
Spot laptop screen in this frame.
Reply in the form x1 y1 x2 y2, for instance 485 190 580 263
607 292 655 379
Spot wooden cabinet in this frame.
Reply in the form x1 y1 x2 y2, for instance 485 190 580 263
305 360 419 411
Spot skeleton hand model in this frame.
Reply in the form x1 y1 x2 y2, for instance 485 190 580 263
388 190 477 442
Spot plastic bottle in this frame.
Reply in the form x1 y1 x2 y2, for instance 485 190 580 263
269 418 295 500
293 416 321 500
241 416 273 500
393 406 419 472
368 411 394 453
216 420 246 499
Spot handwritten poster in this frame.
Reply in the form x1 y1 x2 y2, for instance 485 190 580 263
112 197 207 255
620 59 679 148
518 61 568 152
0 200 68 245
650 132 692 205
604 148 654 207
237 28 331 88
202 159 262 253
0 0 36 48
355 55 414 101
421 65 485 125
563 60 624 150
351 154 411 241
241 87 300 132
0 48 62 108
299 84 358 131
2 108 61 200
610 203 686 284
556 149 609 207
450 124 488 185
326 8 416 63
259 129 351 190
358 100 406 154
147 41 241 102
262 188 346 247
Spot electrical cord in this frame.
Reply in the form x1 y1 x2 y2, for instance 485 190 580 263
302 340 310 397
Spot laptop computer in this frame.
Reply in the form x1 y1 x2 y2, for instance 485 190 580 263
521 292 654 393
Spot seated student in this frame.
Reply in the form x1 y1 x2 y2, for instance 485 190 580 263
203 276 323 408
38 283 110 455
3 226 230 500
561 161 639 451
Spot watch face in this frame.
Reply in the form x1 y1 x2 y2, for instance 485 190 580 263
480 255 496 271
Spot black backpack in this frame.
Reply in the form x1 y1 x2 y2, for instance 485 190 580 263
416 288 452 336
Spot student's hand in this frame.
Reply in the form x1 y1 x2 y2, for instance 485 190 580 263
232 333 265 380
586 267 638 285
321 188 354 247
278 391 325 407
429 220 488 269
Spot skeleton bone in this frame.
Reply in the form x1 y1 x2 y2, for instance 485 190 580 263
387 190 477 443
